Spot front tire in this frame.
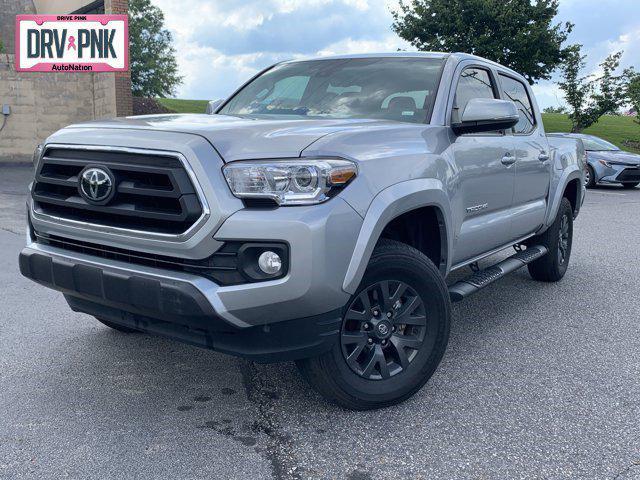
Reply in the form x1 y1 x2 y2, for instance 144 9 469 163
622 182 639 189
585 165 596 188
527 197 574 282
296 240 451 410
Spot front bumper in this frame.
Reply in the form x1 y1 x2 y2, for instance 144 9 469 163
613 166 640 184
594 162 640 184
20 196 363 362
19 246 342 363
23 131 366 361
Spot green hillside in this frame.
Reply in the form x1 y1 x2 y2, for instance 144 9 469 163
156 98 209 114
156 98 640 152
542 113 639 152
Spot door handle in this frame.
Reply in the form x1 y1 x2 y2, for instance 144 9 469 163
539 152 550 162
501 153 516 166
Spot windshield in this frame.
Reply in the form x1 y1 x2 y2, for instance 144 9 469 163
580 136 619 151
219 57 445 124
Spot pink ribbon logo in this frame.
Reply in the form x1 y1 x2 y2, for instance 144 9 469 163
67 35 77 51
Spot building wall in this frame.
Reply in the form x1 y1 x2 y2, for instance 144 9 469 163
94 73 117 117
0 53 118 162
33 0 95 14
108 0 133 117
0 0 132 162
0 0 36 54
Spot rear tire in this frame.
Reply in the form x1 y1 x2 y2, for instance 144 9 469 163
527 197 573 282
622 182 639 189
95 317 141 333
585 165 596 188
296 239 451 410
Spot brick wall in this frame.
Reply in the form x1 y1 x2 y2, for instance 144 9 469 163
107 0 133 116
108 0 129 14
114 72 132 117
94 73 117 117
0 54 118 162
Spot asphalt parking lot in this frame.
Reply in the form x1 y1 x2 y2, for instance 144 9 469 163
1 164 639 480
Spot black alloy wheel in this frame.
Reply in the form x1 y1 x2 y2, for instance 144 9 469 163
341 280 427 380
296 239 451 410
527 197 573 282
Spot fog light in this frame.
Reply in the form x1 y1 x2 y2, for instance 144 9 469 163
258 251 282 275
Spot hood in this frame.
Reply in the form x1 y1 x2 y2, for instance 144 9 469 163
65 114 399 162
589 150 640 166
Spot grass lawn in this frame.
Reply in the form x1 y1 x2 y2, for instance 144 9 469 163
156 98 640 153
542 113 640 153
156 98 209 114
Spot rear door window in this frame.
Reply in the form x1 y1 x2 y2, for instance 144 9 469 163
499 74 536 134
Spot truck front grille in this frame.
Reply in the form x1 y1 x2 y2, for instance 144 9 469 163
617 167 640 183
32 147 204 235
34 232 249 286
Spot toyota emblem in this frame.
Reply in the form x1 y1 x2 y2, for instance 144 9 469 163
377 323 389 336
78 166 115 205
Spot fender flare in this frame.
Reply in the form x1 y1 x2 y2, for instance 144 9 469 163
586 160 602 184
342 179 452 294
545 165 583 227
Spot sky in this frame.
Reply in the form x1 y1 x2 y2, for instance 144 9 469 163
153 0 640 109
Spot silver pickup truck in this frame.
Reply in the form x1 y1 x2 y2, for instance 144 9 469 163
20 52 585 410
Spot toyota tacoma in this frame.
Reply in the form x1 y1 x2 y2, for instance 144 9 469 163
20 53 585 409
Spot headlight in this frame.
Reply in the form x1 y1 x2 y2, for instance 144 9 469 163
599 159 612 168
32 144 43 170
223 158 357 205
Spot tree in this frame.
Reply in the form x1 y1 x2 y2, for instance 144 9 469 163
626 70 640 125
558 45 627 132
129 0 182 97
392 0 573 84
543 106 567 114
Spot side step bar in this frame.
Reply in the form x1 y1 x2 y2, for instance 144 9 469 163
448 245 548 303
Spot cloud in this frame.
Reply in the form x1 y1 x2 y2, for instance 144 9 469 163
605 27 640 70
535 24 640 111
152 0 640 107
532 82 565 111
153 0 404 99
317 35 409 56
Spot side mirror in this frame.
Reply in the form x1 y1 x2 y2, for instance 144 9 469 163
206 99 224 114
452 98 519 135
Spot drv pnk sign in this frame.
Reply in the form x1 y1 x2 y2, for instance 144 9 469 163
15 15 128 72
